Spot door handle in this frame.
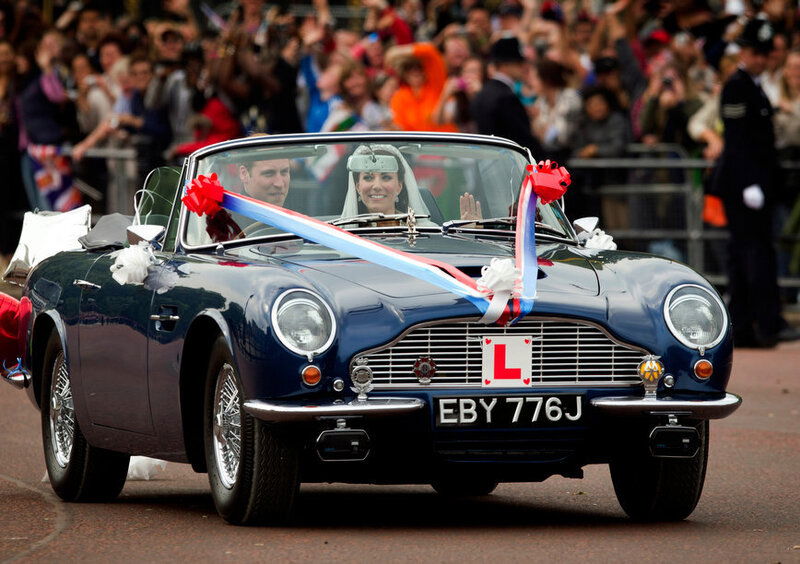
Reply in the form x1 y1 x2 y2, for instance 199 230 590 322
73 279 101 290
149 314 180 322
151 305 180 331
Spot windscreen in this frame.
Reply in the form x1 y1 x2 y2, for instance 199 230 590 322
183 139 572 246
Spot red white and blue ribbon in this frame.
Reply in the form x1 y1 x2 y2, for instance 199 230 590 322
508 160 571 323
183 163 569 325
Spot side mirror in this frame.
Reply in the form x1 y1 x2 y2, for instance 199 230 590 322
572 217 617 250
572 217 599 238
127 224 165 246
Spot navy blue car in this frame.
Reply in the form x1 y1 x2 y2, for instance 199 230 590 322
10 132 740 525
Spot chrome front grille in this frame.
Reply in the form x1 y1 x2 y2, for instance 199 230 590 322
357 318 647 389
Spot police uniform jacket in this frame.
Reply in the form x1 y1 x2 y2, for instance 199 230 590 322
711 67 778 237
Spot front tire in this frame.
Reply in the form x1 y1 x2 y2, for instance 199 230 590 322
41 331 130 501
204 336 299 525
610 421 709 521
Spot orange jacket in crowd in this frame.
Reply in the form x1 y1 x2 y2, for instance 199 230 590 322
390 43 458 133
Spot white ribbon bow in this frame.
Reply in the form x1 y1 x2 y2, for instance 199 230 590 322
110 243 157 285
477 258 521 324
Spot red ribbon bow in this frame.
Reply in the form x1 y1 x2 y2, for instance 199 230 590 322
528 160 571 206
182 173 225 217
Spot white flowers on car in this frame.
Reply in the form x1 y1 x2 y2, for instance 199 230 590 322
109 242 158 285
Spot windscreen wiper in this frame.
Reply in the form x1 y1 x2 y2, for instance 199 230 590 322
442 217 568 239
441 217 516 234
328 212 430 227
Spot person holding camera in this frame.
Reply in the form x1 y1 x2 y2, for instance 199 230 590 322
639 62 703 151
71 52 112 137
72 56 171 191
530 58 581 163
18 28 82 212
432 55 484 132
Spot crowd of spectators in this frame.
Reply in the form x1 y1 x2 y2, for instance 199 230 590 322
0 0 799 285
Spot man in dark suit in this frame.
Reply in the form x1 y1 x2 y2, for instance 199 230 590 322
711 19 791 346
471 37 543 157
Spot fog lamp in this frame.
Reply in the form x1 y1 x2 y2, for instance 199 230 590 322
301 365 322 386
693 359 714 380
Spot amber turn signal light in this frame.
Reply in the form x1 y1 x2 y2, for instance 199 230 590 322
302 365 322 386
694 359 713 380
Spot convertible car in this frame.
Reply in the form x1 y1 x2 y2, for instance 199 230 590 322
3 132 740 525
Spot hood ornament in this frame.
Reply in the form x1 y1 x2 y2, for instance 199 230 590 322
406 206 418 246
351 357 373 401
638 355 665 398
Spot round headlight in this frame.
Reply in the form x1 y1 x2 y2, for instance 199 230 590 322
663 284 727 349
271 289 336 357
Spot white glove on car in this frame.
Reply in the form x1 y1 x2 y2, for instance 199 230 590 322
584 228 617 250
742 184 765 210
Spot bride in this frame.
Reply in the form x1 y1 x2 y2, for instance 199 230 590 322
341 144 433 222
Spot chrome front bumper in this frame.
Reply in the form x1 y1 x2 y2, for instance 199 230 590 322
243 397 425 422
590 393 742 419
244 393 741 423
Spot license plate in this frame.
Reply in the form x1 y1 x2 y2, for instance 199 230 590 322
435 395 583 428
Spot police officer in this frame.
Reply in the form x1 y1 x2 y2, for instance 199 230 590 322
711 19 783 347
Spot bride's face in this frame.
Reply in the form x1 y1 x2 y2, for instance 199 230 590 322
356 171 403 214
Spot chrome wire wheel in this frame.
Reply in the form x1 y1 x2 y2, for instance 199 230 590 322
212 363 242 489
49 351 75 468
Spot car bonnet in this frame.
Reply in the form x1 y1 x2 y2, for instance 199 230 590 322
271 239 600 299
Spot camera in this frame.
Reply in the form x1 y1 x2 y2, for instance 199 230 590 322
661 76 674 89
533 38 549 58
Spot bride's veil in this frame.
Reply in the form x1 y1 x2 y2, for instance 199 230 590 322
341 144 432 219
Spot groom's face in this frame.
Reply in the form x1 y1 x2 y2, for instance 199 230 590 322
239 159 292 206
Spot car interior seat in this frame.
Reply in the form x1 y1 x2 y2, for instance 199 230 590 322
418 188 444 224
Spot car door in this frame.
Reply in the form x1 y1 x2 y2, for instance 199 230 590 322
78 252 155 434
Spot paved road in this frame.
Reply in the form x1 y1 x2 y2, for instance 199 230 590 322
1 344 798 563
